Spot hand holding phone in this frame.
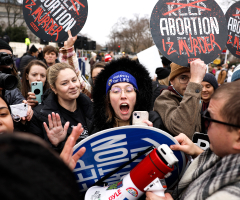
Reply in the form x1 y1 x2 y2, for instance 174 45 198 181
132 111 149 126
10 103 28 118
27 92 38 108
31 81 43 103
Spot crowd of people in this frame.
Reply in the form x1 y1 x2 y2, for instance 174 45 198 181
0 30 240 199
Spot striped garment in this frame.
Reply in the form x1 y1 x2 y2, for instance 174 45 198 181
59 46 91 96
172 148 240 200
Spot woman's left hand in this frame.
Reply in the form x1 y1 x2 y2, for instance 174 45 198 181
143 120 153 127
21 100 33 123
64 30 77 49
60 123 86 170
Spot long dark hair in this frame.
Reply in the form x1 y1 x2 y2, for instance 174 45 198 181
21 60 49 99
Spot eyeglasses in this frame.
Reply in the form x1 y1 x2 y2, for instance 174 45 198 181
110 86 136 95
178 75 190 84
202 109 240 128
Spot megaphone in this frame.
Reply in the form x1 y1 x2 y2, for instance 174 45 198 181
85 144 178 199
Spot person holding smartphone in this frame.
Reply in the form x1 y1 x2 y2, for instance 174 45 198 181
21 60 49 108
91 58 163 134
27 63 93 153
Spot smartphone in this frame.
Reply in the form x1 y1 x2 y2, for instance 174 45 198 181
10 103 28 118
132 111 149 126
31 81 43 103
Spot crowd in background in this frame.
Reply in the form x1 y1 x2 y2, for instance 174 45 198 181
0 32 240 200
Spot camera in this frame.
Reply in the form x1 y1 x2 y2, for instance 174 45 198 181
0 72 18 90
0 52 18 90
0 52 13 66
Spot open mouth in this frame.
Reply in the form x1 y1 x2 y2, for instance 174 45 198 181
120 103 129 114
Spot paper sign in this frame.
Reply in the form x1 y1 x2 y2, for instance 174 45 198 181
225 1 240 58
23 0 88 42
137 45 163 79
150 0 228 67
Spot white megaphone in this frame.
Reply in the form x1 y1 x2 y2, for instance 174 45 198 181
85 144 178 200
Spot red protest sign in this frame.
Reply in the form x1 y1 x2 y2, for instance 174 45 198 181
150 0 228 67
23 0 88 42
226 1 240 58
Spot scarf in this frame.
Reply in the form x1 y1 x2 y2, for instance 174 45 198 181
173 148 240 200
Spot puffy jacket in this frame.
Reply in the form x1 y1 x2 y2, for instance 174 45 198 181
92 58 163 133
4 88 25 105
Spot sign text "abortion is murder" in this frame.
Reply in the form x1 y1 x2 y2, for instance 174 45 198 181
150 0 227 66
23 0 88 42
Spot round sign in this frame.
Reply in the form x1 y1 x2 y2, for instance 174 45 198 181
73 125 187 193
225 1 240 58
23 0 88 42
150 0 228 67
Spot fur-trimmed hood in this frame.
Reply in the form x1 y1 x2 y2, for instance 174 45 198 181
92 58 152 131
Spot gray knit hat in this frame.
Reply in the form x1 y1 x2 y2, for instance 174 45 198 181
231 65 240 82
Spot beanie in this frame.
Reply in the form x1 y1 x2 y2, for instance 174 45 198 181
91 52 96 57
155 67 170 80
105 54 112 62
231 65 240 82
0 39 13 53
169 63 190 81
29 45 38 53
106 71 138 94
202 73 218 90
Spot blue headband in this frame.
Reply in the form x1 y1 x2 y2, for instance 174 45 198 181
106 71 138 94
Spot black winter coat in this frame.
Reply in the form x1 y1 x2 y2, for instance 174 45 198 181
5 88 25 105
19 54 36 77
91 58 164 134
27 91 93 153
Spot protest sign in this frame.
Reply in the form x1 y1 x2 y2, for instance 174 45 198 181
225 1 240 58
137 45 163 79
150 0 228 67
23 0 88 42
73 125 187 193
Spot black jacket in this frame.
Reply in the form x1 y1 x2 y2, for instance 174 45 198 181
5 88 27 132
92 58 163 133
5 88 25 105
152 81 168 109
19 53 36 77
27 90 93 153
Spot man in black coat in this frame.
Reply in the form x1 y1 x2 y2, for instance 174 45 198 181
19 45 39 77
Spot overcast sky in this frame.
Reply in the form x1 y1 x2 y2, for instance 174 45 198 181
80 0 231 46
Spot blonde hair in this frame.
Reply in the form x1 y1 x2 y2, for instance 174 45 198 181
47 63 76 89
158 77 169 86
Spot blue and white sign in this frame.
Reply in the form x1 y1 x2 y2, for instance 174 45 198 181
73 126 187 193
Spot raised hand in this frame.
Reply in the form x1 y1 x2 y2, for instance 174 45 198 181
43 112 69 147
189 59 207 84
60 123 86 170
64 30 77 49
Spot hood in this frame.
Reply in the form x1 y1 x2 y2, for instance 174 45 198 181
92 58 152 131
